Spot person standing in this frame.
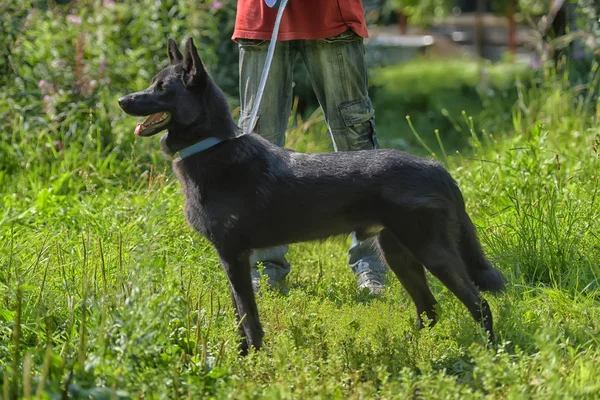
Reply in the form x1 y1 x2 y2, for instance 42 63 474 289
233 0 388 295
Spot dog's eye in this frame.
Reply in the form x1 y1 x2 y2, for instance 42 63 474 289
156 82 166 92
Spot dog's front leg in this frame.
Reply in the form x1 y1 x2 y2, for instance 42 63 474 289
219 250 264 355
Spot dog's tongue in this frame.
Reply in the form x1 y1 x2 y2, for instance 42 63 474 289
134 113 165 136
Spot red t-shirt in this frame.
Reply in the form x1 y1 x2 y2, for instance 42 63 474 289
232 0 369 41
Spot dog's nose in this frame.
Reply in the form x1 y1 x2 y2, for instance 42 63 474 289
118 96 129 109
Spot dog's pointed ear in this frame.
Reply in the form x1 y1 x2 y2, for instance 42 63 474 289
182 37 206 88
167 38 183 65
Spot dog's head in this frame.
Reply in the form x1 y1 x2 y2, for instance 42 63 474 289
118 38 235 153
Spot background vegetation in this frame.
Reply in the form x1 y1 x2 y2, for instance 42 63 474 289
1 0 599 398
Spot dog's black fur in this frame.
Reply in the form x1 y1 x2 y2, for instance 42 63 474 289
119 38 506 354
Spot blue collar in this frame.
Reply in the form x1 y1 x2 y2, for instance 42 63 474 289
179 137 223 159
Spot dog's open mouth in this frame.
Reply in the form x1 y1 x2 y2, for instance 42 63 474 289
134 112 171 137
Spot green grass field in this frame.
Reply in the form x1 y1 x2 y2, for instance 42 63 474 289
2 3 600 397
2 63 600 398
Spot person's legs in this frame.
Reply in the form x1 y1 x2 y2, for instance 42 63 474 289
348 233 388 294
238 39 295 143
238 39 296 290
299 30 388 295
298 30 380 151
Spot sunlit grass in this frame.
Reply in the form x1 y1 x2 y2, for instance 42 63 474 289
1 16 600 396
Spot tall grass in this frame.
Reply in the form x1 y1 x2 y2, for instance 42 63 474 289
1 3 600 396
2 60 600 396
450 62 600 293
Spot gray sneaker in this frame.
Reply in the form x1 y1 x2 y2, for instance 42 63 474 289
356 270 385 296
251 276 262 293
251 257 290 294
251 274 288 294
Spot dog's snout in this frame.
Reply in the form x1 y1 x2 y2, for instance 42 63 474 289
118 96 130 109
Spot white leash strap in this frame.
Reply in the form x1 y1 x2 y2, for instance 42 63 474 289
244 0 290 135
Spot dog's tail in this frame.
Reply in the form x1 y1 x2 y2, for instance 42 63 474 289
456 198 506 293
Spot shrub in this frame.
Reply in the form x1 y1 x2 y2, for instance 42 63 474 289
1 0 238 151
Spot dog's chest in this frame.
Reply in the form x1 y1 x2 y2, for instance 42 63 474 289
183 196 246 245
177 174 245 243
178 177 210 234
185 201 209 236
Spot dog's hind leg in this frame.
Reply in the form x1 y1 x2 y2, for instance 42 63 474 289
218 250 264 355
377 229 437 328
414 242 494 342
387 215 495 341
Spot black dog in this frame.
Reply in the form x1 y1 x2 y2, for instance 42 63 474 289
119 38 505 354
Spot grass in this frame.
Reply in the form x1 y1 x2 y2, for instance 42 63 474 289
370 58 533 154
2 38 600 400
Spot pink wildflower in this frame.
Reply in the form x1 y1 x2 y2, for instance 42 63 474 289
67 14 82 25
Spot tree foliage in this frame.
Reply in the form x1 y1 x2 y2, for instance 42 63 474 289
389 0 452 25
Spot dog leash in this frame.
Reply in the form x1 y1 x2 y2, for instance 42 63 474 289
243 0 290 136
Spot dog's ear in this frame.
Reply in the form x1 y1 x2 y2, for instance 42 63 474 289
182 37 207 88
167 38 183 65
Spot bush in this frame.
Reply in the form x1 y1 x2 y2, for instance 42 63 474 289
1 0 238 152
